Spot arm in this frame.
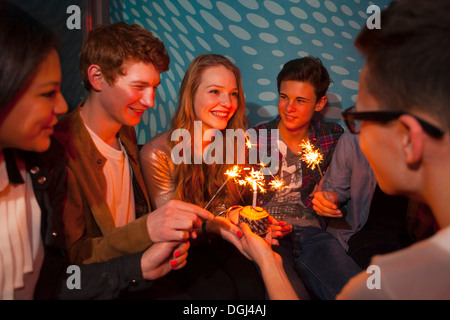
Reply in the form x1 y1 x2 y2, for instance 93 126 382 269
140 133 175 210
58 241 190 300
63 167 213 264
238 223 298 300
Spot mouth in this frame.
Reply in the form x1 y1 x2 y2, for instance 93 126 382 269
211 111 229 119
130 107 146 115
42 126 54 135
284 114 297 121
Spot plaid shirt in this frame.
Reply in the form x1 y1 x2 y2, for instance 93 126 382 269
254 115 344 211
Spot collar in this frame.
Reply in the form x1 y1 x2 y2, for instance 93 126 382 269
3 149 25 184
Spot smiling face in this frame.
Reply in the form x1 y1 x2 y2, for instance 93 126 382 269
278 80 326 135
193 65 239 133
98 60 161 127
0 49 67 152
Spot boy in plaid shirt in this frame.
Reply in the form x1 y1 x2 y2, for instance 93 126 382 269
254 57 360 300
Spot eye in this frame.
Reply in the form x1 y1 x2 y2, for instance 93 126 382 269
209 89 219 94
231 92 239 98
41 90 57 98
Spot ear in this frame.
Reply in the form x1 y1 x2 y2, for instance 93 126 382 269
314 96 327 112
87 65 104 91
398 114 424 166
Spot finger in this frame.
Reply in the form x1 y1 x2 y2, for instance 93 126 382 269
165 230 189 242
239 222 252 237
173 241 190 258
170 200 215 221
171 211 203 229
172 259 187 270
171 250 188 268
312 198 339 215
224 219 243 239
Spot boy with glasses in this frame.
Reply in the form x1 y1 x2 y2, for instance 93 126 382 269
337 0 450 299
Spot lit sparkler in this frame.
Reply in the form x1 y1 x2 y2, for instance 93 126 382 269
300 140 324 178
204 165 241 211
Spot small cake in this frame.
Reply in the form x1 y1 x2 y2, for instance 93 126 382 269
238 206 269 236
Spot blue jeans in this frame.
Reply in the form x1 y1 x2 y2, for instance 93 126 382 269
292 226 362 300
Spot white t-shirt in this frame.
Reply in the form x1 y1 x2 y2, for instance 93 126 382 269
337 225 450 300
85 125 135 227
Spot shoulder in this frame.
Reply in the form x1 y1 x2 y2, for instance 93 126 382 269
53 107 85 150
140 131 172 161
313 119 344 135
311 119 344 145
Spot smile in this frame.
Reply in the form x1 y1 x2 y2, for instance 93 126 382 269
284 114 297 121
130 107 145 114
211 111 229 118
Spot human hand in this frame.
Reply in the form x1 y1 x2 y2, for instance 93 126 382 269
309 178 324 198
238 222 280 266
268 215 292 242
140 241 190 280
146 200 214 242
312 191 342 217
204 216 251 259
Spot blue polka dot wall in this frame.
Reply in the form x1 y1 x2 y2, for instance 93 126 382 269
110 0 391 145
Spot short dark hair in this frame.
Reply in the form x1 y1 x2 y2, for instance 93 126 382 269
355 0 450 131
0 0 58 110
276 56 331 101
80 22 170 91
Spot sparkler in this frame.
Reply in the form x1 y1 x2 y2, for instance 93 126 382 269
204 165 241 211
300 140 324 179
204 135 286 212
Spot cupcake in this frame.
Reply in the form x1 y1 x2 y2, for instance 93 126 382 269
238 206 269 236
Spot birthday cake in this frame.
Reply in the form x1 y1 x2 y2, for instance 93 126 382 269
238 206 269 236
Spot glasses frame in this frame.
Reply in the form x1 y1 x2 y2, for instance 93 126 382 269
342 106 445 138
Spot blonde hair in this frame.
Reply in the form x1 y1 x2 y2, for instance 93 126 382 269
169 54 249 212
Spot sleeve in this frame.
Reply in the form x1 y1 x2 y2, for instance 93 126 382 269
63 167 152 264
322 133 355 206
140 138 176 210
336 270 388 300
58 251 145 300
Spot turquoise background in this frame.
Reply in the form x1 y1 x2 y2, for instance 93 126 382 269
110 0 390 145
13 0 390 145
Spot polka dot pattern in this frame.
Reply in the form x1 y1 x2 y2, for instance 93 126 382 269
109 0 391 142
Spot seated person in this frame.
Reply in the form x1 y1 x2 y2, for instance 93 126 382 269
254 57 360 300
0 1 190 300
140 53 276 299
313 132 414 269
53 22 212 265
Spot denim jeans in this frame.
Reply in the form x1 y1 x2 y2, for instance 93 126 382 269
292 225 362 300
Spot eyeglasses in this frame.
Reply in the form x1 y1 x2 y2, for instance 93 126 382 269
342 106 445 138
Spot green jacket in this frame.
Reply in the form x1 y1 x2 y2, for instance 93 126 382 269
53 104 152 264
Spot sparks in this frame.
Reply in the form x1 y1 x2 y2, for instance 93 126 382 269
300 140 324 178
268 178 286 191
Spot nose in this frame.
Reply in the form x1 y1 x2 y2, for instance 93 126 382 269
220 93 232 108
140 87 156 108
54 92 68 116
285 99 296 113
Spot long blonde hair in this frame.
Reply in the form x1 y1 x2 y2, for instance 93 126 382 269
169 54 249 212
